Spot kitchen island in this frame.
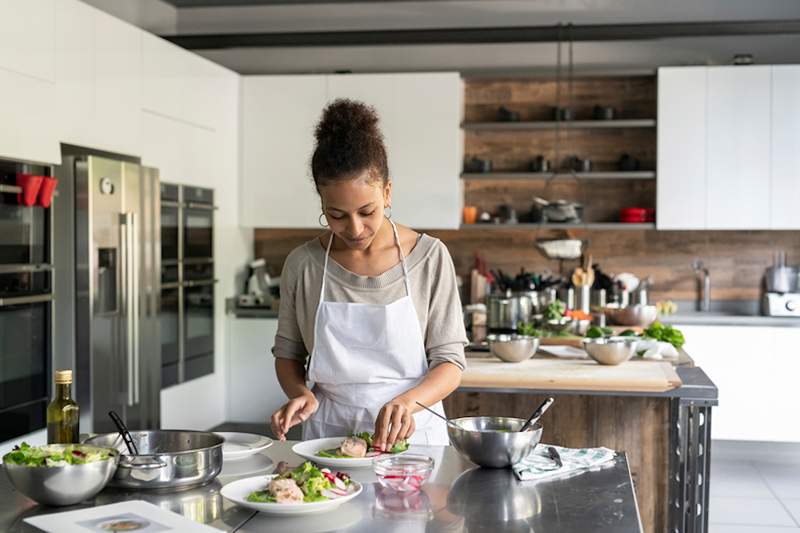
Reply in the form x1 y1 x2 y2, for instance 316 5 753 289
445 354 718 533
0 441 642 532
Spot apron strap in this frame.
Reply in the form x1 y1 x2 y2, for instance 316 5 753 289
388 219 413 297
318 232 335 303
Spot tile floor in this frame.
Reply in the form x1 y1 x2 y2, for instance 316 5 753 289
710 441 800 532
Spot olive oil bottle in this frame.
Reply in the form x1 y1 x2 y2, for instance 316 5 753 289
46 370 80 444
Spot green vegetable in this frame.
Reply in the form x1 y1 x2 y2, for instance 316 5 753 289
2 442 112 467
389 440 409 454
543 300 566 321
353 432 374 447
316 448 350 458
517 322 543 337
643 321 685 348
246 491 276 503
585 326 614 339
618 329 639 337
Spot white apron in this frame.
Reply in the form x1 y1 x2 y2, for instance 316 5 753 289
303 220 449 445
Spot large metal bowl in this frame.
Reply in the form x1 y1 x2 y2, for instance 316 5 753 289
447 417 543 468
84 430 224 491
488 334 540 363
605 304 658 327
583 337 638 365
3 445 119 506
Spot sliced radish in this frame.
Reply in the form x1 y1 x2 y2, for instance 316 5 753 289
320 489 339 499
365 451 382 458
333 476 347 490
320 468 332 474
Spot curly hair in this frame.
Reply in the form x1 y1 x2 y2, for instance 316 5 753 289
311 99 389 189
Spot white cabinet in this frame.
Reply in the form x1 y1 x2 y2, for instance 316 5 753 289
94 9 142 157
706 66 771 229
680 324 800 442
227 317 285 423
55 0 95 149
141 32 187 123
0 0 55 82
770 66 800 229
240 75 328 228
0 68 59 164
327 73 463 229
657 67 708 230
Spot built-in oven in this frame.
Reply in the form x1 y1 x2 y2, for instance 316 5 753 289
160 184 216 388
183 186 213 260
0 161 53 442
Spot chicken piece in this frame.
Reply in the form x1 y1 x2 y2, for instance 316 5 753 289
269 478 304 503
339 436 368 458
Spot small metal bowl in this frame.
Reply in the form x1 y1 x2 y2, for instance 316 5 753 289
447 417 543 468
605 304 658 327
488 334 540 363
543 317 573 333
2 445 119 506
582 337 639 365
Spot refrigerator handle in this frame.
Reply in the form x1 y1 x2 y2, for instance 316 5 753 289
131 212 140 405
121 212 136 407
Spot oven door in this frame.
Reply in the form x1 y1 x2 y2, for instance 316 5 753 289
183 204 213 260
0 186 48 266
183 280 215 381
0 270 52 441
160 286 181 388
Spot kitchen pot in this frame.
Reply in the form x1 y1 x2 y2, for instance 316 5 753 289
515 290 539 322
765 266 799 294
529 155 550 173
487 292 522 333
593 105 615 120
497 106 521 122
564 155 592 173
84 430 224 491
552 107 574 121
532 197 583 224
464 157 492 174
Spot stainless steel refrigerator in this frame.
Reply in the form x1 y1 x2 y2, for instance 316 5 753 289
55 154 161 434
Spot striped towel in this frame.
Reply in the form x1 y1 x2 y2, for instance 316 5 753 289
513 444 617 482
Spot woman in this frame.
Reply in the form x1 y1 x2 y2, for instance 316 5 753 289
270 99 467 450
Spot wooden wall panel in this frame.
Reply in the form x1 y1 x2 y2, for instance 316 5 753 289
254 228 800 302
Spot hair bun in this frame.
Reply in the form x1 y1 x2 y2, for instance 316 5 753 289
314 99 381 145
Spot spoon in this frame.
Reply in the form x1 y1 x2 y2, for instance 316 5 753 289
520 397 555 432
415 401 461 430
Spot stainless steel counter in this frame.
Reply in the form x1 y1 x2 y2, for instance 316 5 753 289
1 442 642 532
661 299 800 327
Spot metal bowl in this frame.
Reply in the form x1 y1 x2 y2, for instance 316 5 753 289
84 430 224 491
447 417 543 468
582 337 638 365
605 304 658 327
488 334 540 363
3 445 119 506
543 317 573 333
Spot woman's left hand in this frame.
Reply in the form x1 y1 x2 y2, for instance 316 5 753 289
373 397 415 452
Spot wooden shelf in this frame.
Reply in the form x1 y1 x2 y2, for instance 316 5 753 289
460 223 656 230
462 119 656 131
461 171 655 180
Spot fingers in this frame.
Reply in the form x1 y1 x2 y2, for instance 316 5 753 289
401 413 415 442
282 399 304 435
373 405 391 451
271 410 286 441
387 407 405 449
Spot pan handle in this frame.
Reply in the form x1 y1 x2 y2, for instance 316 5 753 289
119 455 167 470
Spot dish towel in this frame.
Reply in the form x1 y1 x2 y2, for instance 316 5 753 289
512 444 617 482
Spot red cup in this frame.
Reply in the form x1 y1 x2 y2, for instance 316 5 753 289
16 173 44 207
38 176 58 208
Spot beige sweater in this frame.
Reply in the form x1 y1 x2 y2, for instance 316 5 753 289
273 233 468 370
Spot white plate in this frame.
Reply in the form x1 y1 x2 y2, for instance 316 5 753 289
221 474 362 515
216 432 273 461
219 452 274 478
292 437 406 469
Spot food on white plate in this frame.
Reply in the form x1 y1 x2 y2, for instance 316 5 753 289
246 461 353 504
316 432 409 459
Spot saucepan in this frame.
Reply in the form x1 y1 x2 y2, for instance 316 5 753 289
84 430 224 491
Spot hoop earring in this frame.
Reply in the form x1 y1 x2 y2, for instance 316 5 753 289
385 206 392 219
318 213 328 227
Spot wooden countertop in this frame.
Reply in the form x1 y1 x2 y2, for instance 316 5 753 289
461 356 683 393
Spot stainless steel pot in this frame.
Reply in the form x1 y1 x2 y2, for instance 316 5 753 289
515 290 539 324
765 266 799 293
487 293 522 332
84 430 224 491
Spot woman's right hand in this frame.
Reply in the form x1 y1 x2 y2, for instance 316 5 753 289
270 392 319 441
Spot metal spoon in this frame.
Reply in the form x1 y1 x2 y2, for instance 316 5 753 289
415 401 461 430
520 397 555 432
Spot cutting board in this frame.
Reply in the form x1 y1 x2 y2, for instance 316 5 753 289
461 357 682 393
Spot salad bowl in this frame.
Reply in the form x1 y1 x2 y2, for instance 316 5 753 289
2 443 119 506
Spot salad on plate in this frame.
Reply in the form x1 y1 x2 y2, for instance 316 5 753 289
316 432 409 459
2 442 114 467
246 461 354 504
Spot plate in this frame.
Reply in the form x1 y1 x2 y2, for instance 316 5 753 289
219 452 274 478
221 474 362 515
292 437 406 469
216 432 273 461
